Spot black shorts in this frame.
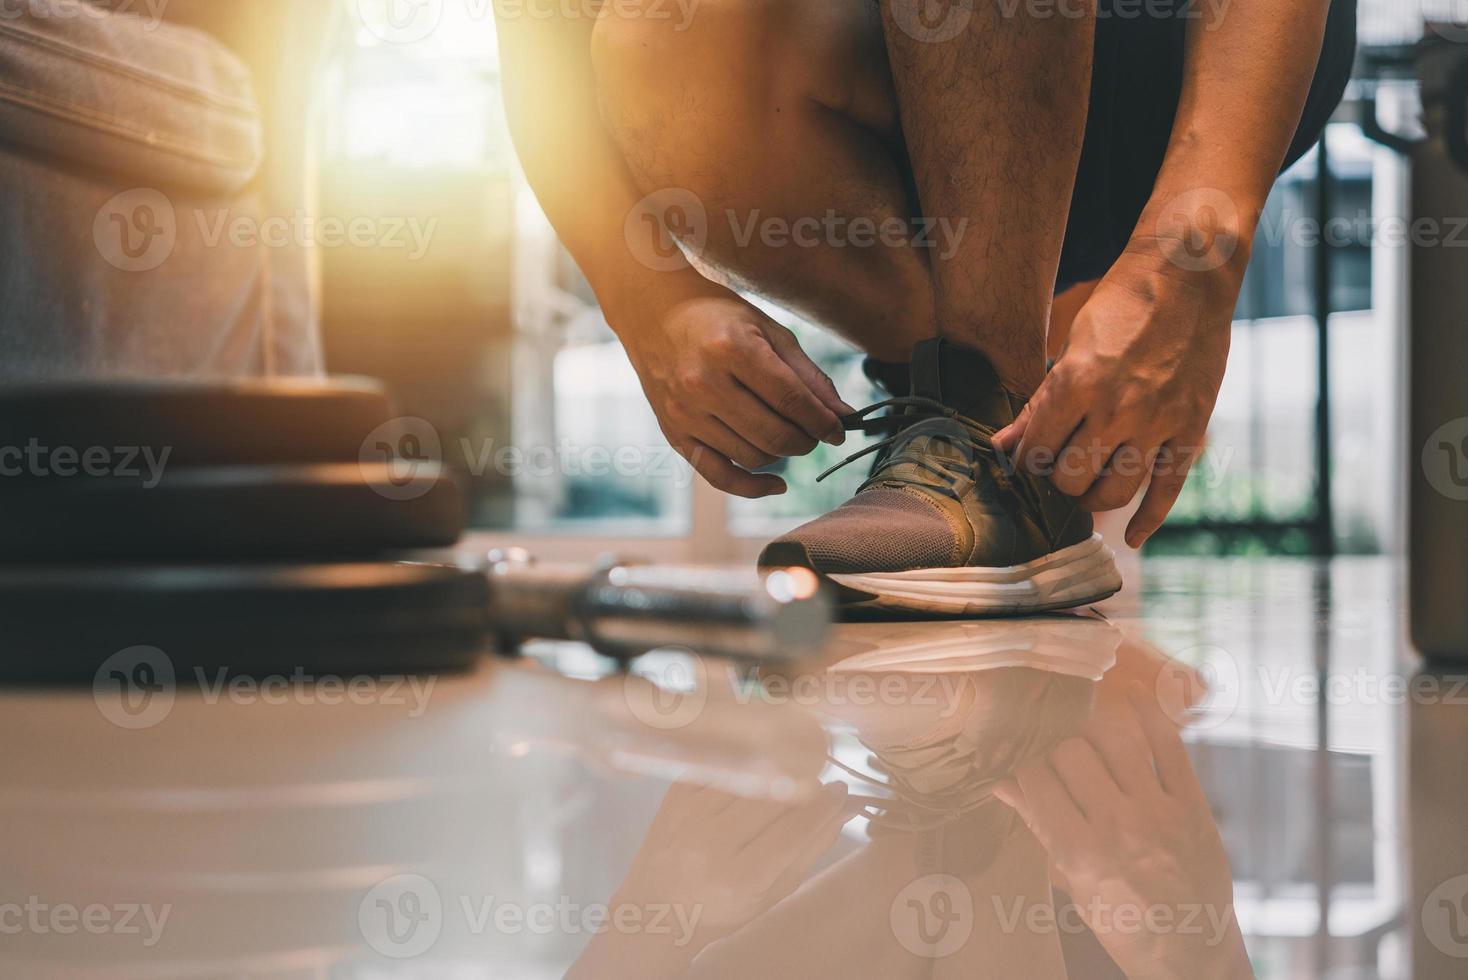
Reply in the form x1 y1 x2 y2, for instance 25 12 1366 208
889 0 1359 290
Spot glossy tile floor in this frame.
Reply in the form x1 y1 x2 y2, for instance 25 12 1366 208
3 556 1466 979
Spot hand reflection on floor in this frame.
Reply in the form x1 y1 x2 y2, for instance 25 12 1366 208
569 615 1250 979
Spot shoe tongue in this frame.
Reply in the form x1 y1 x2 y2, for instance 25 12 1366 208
862 356 910 399
908 338 1019 427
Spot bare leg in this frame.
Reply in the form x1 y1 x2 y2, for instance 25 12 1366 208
881 0 1096 394
591 0 934 362
1049 279 1099 359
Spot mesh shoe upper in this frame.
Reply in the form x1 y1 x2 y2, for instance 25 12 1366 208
763 487 964 575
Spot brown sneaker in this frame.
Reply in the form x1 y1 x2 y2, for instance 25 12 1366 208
759 338 1122 615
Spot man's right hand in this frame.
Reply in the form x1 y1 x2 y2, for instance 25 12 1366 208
622 290 854 498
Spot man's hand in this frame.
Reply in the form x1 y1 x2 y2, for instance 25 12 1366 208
994 242 1241 548
623 290 854 499
613 780 851 946
986 0 1328 550
564 779 850 979
992 683 1253 980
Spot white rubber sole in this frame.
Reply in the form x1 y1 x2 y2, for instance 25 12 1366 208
828 533 1123 616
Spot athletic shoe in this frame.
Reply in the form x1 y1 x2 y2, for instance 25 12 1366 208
759 337 1122 615
821 617 1117 833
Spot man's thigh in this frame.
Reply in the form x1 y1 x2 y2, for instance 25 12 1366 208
596 0 899 149
868 0 1355 291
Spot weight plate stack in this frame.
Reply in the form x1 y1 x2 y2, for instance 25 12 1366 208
0 378 483 681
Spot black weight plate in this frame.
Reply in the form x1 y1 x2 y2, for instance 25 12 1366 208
0 462 464 562
0 377 395 468
0 561 492 683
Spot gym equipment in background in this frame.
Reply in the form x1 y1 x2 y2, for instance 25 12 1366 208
482 549 828 663
0 378 462 560
0 379 831 681
1376 35 1468 661
1359 31 1468 980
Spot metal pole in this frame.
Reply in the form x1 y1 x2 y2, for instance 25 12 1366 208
1312 136 1336 555
1310 564 1335 973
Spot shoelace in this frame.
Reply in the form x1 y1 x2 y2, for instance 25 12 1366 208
829 746 1006 832
816 395 1050 526
828 677 1069 833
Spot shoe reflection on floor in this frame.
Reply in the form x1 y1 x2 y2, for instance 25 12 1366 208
568 615 1249 979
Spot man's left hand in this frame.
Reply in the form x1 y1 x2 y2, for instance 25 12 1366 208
994 239 1243 548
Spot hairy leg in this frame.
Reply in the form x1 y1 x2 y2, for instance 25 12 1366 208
591 0 934 362
881 0 1096 393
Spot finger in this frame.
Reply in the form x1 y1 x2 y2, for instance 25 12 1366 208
1047 736 1122 818
759 803 850 906
1125 437 1201 547
763 327 856 427
709 795 805 847
648 781 713 830
738 782 848 864
681 439 786 498
1080 701 1160 799
1049 419 1116 498
723 385 820 457
691 784 745 816
736 346 844 448
1127 682 1206 802
1010 759 1089 854
662 780 723 812
1014 377 1085 482
1077 442 1151 513
649 782 744 836
702 416 780 472
712 374 820 458
990 778 1032 825
992 400 1033 453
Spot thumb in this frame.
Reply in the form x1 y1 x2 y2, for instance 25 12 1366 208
990 779 1031 827
765 326 856 419
993 398 1035 452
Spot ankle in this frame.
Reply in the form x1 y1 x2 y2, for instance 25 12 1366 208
935 337 1045 397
